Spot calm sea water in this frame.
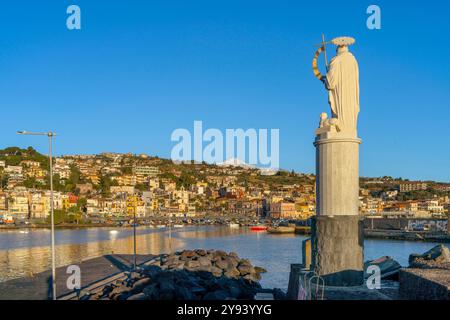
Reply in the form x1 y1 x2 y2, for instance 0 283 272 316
0 226 448 289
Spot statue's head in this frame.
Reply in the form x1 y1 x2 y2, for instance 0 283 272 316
331 37 354 55
337 45 349 55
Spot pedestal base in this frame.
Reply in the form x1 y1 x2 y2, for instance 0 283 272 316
311 215 364 286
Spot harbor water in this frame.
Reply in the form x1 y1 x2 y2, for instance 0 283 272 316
0 225 448 289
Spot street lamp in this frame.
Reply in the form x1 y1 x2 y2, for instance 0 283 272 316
17 130 57 300
123 192 137 271
133 205 137 270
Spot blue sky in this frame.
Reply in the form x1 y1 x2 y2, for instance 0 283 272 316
0 1 449 181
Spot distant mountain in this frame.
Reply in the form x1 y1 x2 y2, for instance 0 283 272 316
259 167 278 176
217 158 279 176
217 158 255 169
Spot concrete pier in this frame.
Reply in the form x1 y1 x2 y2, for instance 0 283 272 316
0 254 155 300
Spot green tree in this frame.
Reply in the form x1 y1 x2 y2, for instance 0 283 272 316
177 172 196 188
50 173 65 192
0 173 8 189
135 183 148 191
68 165 81 185
97 175 118 196
47 209 68 224
121 166 133 175
67 206 82 223
77 197 87 208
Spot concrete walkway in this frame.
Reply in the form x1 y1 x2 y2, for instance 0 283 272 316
0 254 155 300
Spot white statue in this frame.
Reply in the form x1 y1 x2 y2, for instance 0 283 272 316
313 36 360 134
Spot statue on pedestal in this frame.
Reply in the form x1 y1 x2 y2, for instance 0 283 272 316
309 36 364 287
312 36 360 135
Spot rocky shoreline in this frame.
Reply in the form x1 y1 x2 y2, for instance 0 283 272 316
81 249 286 300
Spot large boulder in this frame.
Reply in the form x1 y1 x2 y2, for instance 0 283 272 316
180 250 197 260
254 266 267 274
131 277 152 293
214 258 230 270
127 293 146 300
167 261 185 270
185 260 201 269
108 284 132 300
212 250 228 261
364 256 401 279
237 264 254 276
195 249 207 256
224 267 241 279
409 244 450 270
197 256 212 267
210 266 224 277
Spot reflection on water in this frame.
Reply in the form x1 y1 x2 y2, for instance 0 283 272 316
0 226 448 289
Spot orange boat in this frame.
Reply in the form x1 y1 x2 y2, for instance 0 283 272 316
250 225 268 231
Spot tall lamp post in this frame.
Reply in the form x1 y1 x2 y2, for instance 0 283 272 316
133 197 137 271
17 130 57 300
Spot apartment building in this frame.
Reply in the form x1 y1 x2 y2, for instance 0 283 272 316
270 201 297 219
132 166 160 177
399 182 428 192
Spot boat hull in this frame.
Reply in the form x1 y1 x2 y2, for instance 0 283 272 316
267 226 295 234
250 226 268 231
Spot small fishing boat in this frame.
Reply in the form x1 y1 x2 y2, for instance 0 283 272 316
294 226 311 234
173 224 184 228
1 215 14 225
229 223 240 228
250 225 268 231
267 226 295 234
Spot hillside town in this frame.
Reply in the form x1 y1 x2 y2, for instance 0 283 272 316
0 147 449 232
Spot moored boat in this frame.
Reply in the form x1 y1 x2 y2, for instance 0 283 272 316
250 225 268 231
294 226 311 234
267 226 295 234
229 223 240 228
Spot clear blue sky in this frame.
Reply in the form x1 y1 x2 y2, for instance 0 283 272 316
0 1 449 181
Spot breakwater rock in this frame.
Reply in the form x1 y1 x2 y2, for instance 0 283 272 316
83 249 285 300
409 244 450 270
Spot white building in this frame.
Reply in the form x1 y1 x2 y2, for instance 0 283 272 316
5 165 22 175
133 166 160 177
419 200 445 213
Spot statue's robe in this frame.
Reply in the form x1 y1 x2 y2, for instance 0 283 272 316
325 50 360 133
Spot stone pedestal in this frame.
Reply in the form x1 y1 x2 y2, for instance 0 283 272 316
311 216 364 286
311 125 364 286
